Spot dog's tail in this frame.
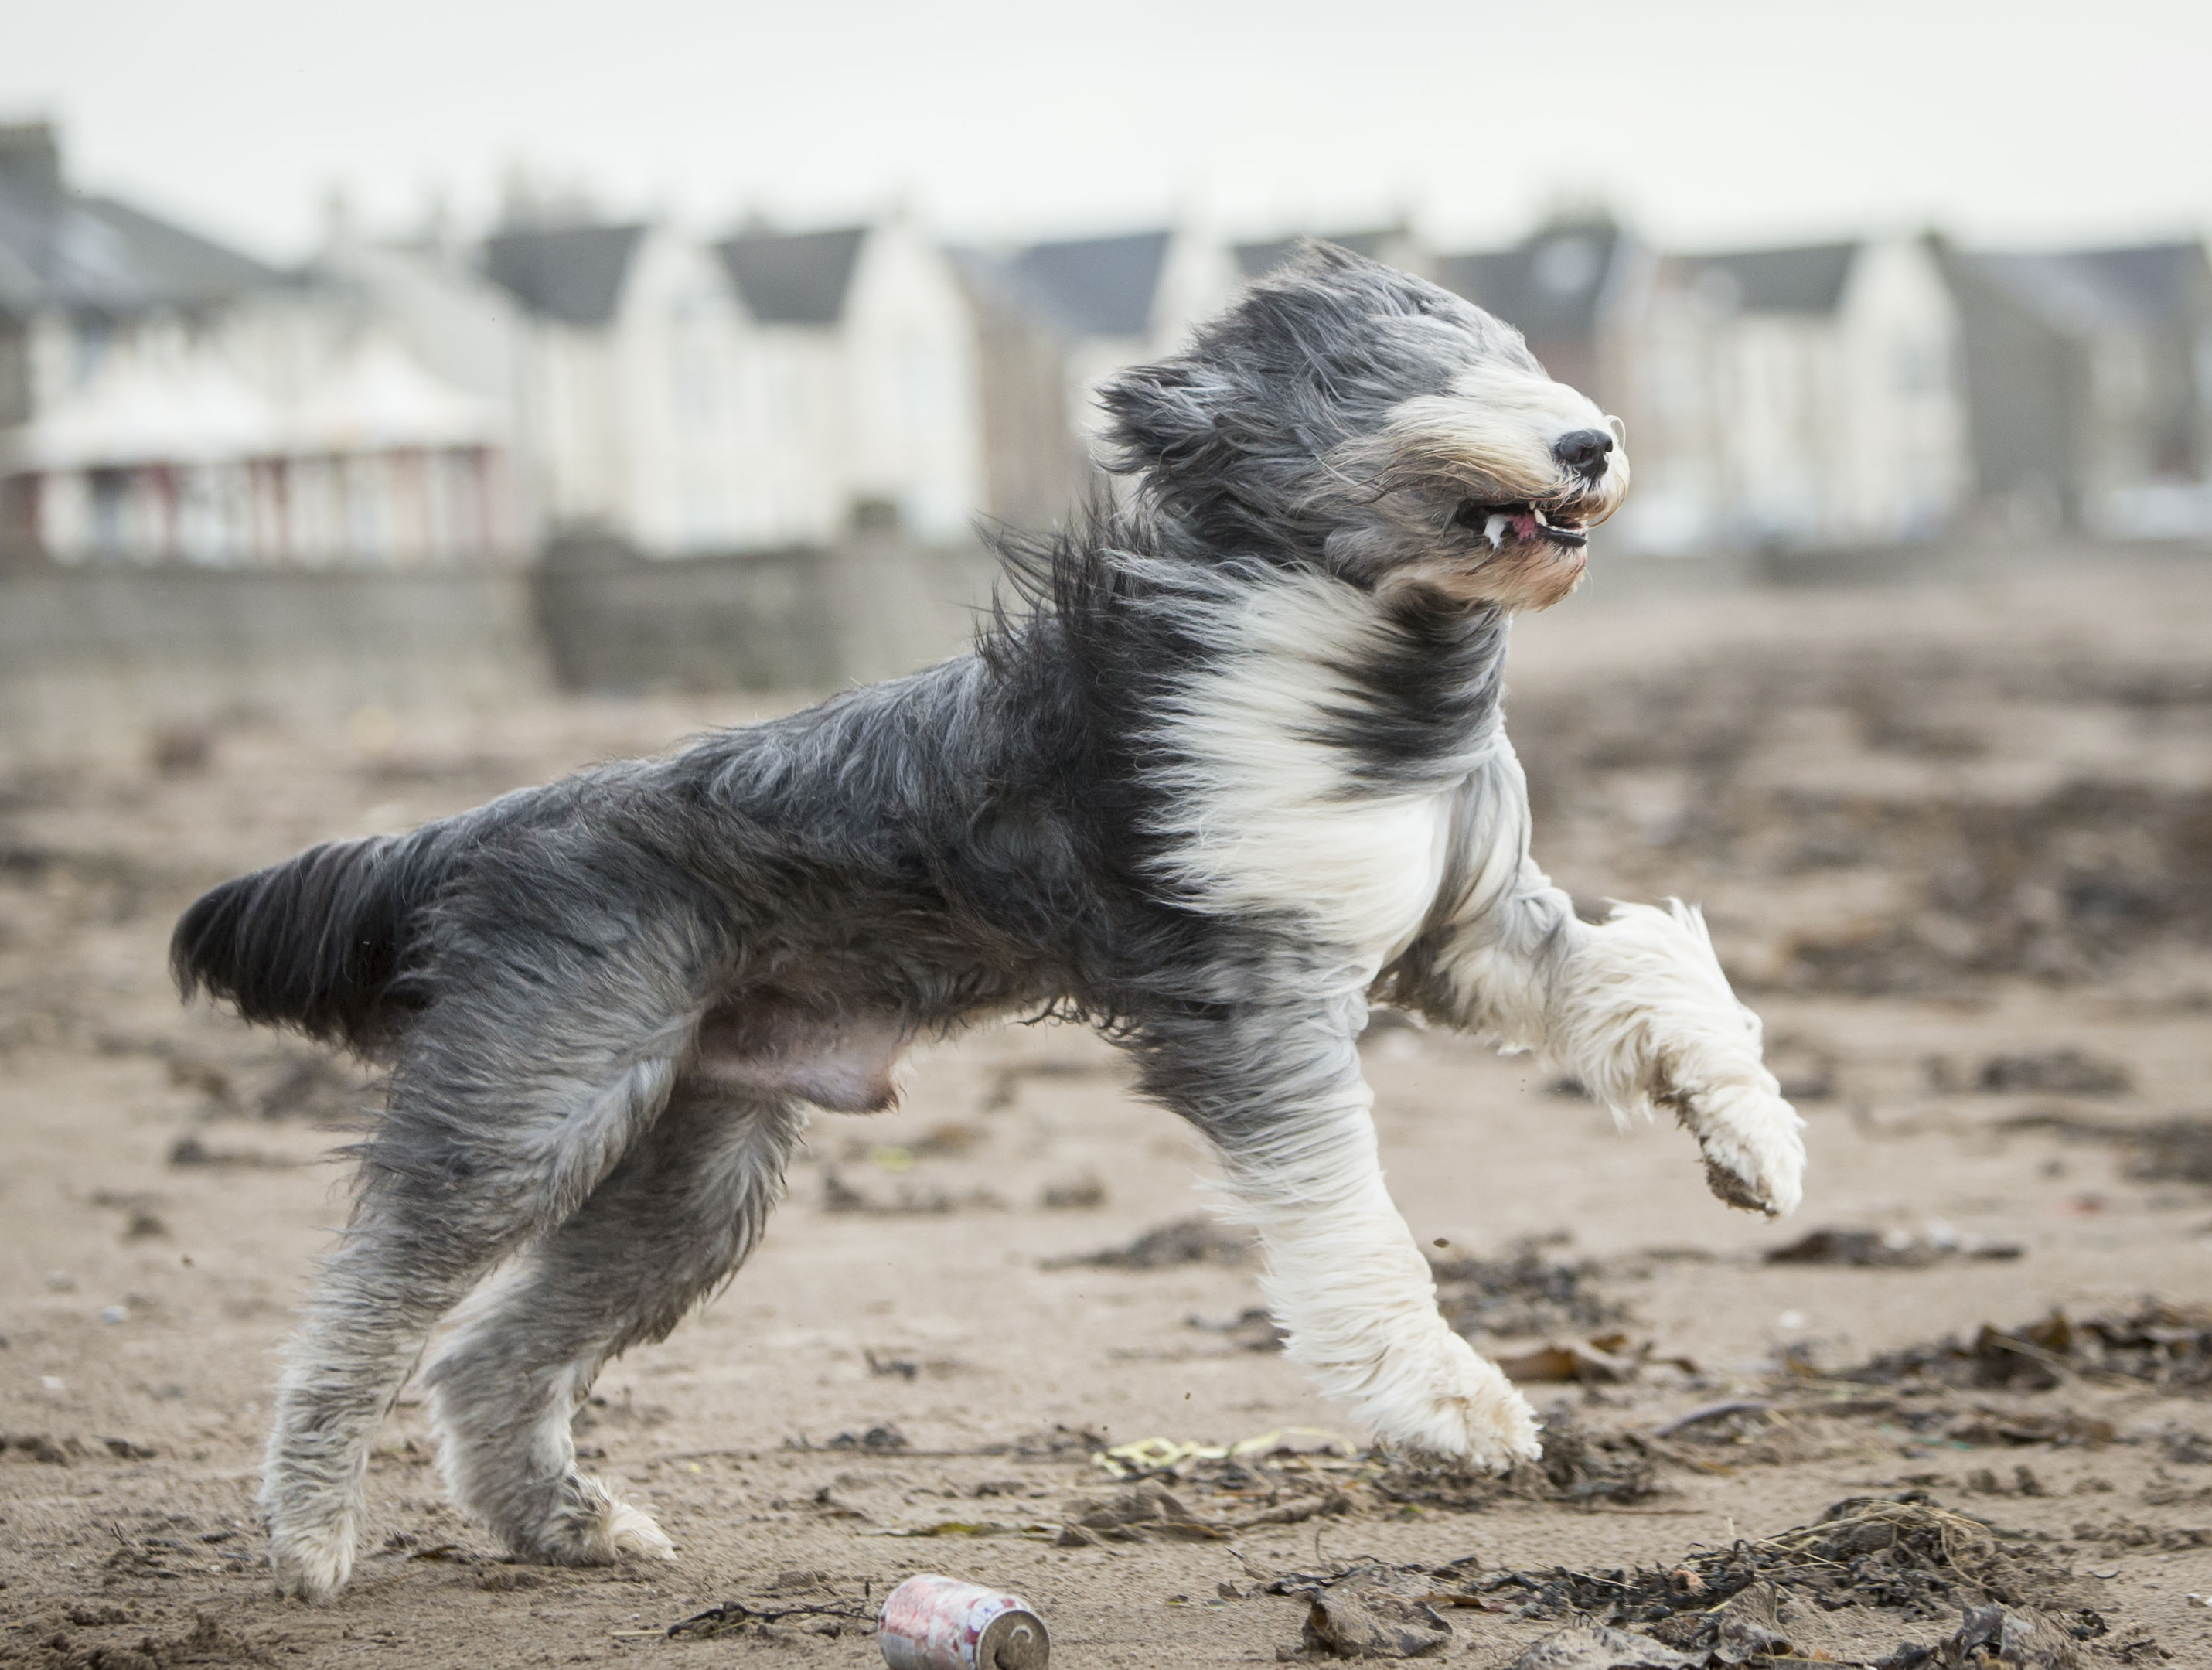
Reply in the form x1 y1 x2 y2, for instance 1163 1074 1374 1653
170 827 458 1051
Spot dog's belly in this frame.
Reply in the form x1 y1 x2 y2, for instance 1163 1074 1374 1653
694 1003 907 1113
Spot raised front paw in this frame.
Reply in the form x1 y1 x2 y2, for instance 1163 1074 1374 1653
1355 1326 1542 1471
1692 1082 1805 1217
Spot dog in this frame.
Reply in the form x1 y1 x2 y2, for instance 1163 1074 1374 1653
172 244 1806 1602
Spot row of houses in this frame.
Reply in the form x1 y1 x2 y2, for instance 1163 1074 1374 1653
5 121 2209 569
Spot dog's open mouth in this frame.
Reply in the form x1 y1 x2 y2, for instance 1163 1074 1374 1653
1453 498 1588 551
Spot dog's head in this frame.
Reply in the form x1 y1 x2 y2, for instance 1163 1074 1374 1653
1099 242 1628 610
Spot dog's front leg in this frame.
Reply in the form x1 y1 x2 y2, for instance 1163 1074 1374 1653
1434 882 1805 1217
1130 1004 1539 1470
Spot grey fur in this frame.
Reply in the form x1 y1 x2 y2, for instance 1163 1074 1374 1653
173 245 1772 1602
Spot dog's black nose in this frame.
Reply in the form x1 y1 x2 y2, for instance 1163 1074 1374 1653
1553 428 1614 479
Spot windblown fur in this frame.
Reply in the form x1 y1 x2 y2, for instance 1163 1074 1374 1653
173 244 1804 1603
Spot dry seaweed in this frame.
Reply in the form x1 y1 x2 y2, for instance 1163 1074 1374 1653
1430 1246 1627 1340
1372 1411 1661 1510
1764 1227 2020 1268
1999 1112 2212 1188
1043 1215 1254 1270
1441 1493 2095 1627
1835 1303 2212 1395
1296 1566 1453 1659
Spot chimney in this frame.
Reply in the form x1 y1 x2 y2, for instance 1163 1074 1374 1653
0 121 62 195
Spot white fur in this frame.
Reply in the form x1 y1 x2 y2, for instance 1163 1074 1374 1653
1144 568 1472 973
1155 616 1799 1471
1433 769 1806 1217
1381 360 1630 520
1224 1088 1541 1466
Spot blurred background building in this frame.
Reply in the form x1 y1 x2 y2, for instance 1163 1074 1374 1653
5 117 2210 580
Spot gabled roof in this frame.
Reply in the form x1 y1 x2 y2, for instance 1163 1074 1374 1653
714 226 866 325
482 223 648 326
1005 230 1171 338
1232 230 1404 281
1960 241 2210 335
1679 243 1859 315
0 171 287 319
1436 223 1627 341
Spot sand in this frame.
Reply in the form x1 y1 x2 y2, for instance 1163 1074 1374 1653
3 554 2210 1667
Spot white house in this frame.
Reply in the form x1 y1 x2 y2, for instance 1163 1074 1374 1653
480 214 987 554
1622 238 1968 553
1939 240 2212 538
7 331 510 565
714 217 987 544
0 123 514 567
951 225 1239 527
483 220 780 554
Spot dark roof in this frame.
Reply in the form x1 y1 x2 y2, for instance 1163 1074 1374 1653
1680 243 1859 314
0 171 286 319
482 223 648 326
714 226 866 325
1961 241 2210 334
1007 230 1171 338
1435 224 1625 341
1232 230 1403 281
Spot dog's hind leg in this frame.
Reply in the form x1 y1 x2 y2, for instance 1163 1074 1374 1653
422 1075 804 1568
1129 996 1542 1471
261 993 701 1601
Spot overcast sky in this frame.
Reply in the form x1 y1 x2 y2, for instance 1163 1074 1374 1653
6 0 2208 262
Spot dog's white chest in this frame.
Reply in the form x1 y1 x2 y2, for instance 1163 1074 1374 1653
1145 575 1467 970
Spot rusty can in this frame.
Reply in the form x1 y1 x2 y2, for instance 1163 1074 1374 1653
878 1573 1049 1670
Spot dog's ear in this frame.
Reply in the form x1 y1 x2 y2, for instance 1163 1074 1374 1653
1097 359 1239 477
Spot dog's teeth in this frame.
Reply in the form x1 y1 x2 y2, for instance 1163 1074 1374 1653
1484 514 1508 551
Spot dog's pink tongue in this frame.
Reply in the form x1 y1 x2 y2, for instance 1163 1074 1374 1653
1512 511 1542 541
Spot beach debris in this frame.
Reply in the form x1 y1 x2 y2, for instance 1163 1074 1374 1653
1263 1559 1452 1661
1038 1176 1105 1209
1494 1334 1682 1385
1834 1303 2212 1394
165 1133 291 1169
830 1424 912 1453
1764 1225 2022 1268
625 1594 878 1643
1506 1623 1702 1668
1297 1569 1452 1658
877 1573 1048 1669
866 1348 921 1379
1651 1399 1771 1440
1043 1215 1253 1270
1068 1480 1225 1542
884 1520 1058 1540
2159 1427 2212 1464
823 1171 973 1215
1942 1409 2114 1449
1437 1492 2095 1627
1431 1245 1627 1339
1372 1410 1659 1509
1189 1305 1287 1351
1091 1428 1357 1481
1766 1034 1840 1103
1969 1049 2134 1096
1999 1111 2212 1187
